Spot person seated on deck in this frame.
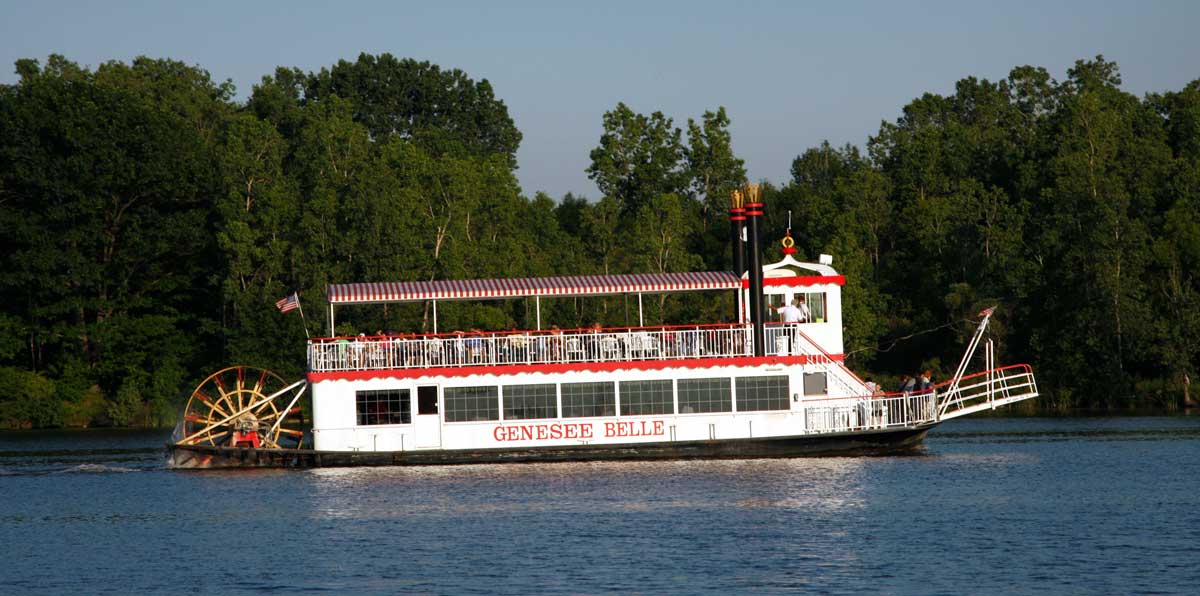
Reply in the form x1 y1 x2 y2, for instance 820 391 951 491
451 330 467 364
548 325 564 361
466 330 485 363
424 334 444 365
507 330 530 362
333 337 351 369
587 322 602 359
350 333 367 367
367 330 386 365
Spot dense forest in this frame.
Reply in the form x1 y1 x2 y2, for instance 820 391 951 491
0 53 1197 428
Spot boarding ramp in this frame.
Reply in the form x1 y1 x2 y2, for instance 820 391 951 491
936 364 1039 421
935 308 1039 420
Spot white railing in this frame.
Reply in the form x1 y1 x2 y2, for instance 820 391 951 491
308 325 753 373
766 324 869 398
802 392 938 433
937 364 1039 420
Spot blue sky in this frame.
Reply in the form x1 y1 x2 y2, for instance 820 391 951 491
2 1 1195 200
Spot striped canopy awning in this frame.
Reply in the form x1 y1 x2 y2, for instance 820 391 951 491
328 271 741 305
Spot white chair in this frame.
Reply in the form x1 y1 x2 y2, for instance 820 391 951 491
600 336 621 361
565 337 585 361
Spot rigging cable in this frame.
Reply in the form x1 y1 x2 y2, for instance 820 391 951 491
845 316 978 357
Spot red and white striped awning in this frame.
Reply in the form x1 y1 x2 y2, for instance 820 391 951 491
328 271 741 305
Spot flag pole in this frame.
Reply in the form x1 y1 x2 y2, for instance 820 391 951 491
296 293 311 339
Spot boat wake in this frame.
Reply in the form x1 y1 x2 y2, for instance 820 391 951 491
51 463 141 474
0 463 148 477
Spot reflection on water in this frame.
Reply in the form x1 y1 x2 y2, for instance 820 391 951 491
307 457 870 519
2 418 1200 595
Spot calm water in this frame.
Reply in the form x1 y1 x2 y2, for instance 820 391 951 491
2 417 1199 595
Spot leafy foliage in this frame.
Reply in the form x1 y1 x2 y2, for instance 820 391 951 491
0 53 1197 428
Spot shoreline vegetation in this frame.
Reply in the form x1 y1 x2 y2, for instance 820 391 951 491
1 53 1198 429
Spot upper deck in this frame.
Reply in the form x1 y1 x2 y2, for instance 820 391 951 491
311 254 848 376
306 323 836 374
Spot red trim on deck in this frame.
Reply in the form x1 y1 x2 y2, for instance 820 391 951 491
307 354 844 383
742 276 846 288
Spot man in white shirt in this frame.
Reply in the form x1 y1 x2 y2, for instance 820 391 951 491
776 297 809 323
776 298 803 323
775 297 808 355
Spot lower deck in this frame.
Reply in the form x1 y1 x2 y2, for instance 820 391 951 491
169 424 934 468
307 360 937 454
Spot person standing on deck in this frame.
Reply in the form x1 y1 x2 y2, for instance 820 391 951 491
917 369 933 393
776 299 798 323
775 298 806 354
796 296 810 323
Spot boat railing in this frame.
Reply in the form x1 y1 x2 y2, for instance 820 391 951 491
307 324 753 373
936 364 1039 420
765 324 870 398
801 392 938 433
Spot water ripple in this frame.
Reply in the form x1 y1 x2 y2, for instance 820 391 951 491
1 419 1199 595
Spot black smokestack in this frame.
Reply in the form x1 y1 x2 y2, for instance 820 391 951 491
745 186 765 357
730 194 746 323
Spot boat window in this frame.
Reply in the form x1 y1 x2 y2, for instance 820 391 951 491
503 384 558 420
444 386 499 422
803 292 826 323
736 376 790 411
562 382 616 418
417 385 438 415
355 389 411 426
803 372 828 396
619 380 673 416
678 378 732 414
765 293 785 315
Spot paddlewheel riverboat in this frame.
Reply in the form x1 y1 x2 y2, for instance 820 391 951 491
168 188 1039 468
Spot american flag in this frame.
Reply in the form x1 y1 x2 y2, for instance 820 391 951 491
275 292 300 313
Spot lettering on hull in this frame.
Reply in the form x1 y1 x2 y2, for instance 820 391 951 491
492 420 666 442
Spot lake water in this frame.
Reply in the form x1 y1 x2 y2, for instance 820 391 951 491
2 416 1198 595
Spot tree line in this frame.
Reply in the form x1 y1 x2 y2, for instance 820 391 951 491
0 52 1196 428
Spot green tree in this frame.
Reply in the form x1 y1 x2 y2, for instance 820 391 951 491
0 55 225 426
304 53 522 167
587 103 688 215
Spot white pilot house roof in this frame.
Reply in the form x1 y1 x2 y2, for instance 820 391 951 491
327 271 742 305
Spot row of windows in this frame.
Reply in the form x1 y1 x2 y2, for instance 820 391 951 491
356 376 802 426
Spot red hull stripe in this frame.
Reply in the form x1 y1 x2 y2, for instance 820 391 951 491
307 355 844 383
741 276 846 288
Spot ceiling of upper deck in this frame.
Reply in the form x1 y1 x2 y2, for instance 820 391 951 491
328 271 742 305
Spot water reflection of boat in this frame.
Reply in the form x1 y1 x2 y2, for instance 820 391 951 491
168 187 1038 469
